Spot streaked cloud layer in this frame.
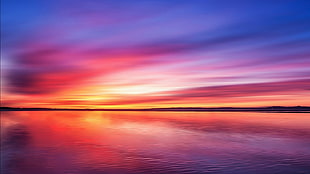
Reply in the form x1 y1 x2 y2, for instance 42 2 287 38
1 0 310 108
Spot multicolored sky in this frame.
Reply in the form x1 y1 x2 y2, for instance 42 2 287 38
1 0 310 108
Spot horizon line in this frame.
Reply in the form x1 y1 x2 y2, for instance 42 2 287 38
1 106 310 113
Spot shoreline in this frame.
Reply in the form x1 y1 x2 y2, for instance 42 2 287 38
1 107 310 113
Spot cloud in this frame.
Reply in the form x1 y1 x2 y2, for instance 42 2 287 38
94 79 310 106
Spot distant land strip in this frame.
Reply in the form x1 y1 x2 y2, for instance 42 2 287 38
1 106 309 113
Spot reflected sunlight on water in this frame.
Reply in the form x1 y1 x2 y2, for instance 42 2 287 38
1 111 310 174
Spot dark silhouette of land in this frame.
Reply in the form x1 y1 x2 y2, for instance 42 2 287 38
1 106 309 113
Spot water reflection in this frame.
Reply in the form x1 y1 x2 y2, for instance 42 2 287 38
1 111 310 174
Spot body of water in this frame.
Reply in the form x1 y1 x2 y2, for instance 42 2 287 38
1 111 310 174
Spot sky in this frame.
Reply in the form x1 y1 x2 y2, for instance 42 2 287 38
1 0 310 109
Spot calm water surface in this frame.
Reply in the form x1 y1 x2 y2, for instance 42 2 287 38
1 111 310 174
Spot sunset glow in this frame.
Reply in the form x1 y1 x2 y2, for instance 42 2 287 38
1 0 310 108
